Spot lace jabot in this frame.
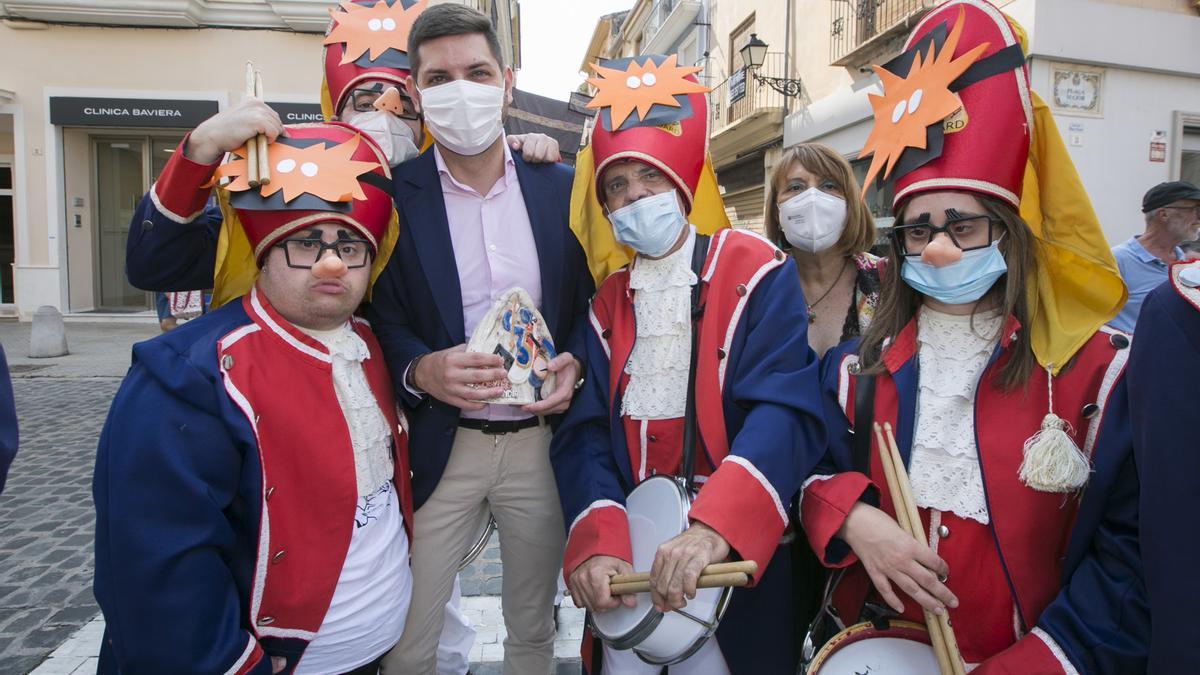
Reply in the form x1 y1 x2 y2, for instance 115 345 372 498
622 227 697 420
908 307 1002 524
300 323 394 497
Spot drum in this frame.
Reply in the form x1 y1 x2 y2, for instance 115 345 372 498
589 475 732 665
807 620 937 674
459 511 497 571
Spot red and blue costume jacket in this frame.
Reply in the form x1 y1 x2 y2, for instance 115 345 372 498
551 229 827 674
1131 260 1200 671
805 318 1147 673
93 286 413 675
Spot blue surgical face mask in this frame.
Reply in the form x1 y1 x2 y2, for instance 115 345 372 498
607 190 687 258
900 240 1008 305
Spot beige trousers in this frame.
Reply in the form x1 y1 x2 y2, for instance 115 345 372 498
382 425 565 675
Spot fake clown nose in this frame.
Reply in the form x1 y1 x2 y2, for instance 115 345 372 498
922 234 963 266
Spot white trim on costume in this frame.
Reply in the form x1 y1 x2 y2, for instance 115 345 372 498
148 182 206 225
589 305 611 359
221 634 259 675
638 420 649 482
568 499 627 537
1084 326 1130 459
723 455 788 526
249 287 331 363
798 473 835 521
717 231 786 390
1031 627 1082 675
837 354 859 417
894 177 1020 208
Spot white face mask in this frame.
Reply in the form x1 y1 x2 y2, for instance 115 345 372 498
778 187 848 253
418 79 506 156
344 109 420 167
607 190 688 258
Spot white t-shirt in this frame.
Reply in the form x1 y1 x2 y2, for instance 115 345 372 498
295 479 412 674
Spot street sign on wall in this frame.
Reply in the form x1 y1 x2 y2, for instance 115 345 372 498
729 68 747 104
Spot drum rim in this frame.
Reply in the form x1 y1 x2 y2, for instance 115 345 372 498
593 475 734 665
458 513 497 572
633 584 733 666
807 619 930 672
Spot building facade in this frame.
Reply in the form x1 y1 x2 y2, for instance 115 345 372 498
584 0 1200 244
0 0 520 320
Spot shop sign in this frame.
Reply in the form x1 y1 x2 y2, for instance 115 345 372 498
49 97 218 128
267 102 324 124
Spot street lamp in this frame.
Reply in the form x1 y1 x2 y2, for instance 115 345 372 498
739 33 803 98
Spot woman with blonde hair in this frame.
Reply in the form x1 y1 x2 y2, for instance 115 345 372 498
765 143 880 357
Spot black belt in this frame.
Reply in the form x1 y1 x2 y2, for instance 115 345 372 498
457 416 542 435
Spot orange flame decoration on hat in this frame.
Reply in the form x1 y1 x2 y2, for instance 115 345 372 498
323 0 427 66
859 8 989 190
586 54 709 130
211 136 381 204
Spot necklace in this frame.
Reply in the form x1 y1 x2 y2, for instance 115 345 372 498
806 258 851 324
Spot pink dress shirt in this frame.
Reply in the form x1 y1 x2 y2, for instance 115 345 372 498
435 141 542 421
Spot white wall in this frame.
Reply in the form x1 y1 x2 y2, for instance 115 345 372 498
1037 62 1200 244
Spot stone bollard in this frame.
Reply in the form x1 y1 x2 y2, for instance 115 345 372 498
29 306 69 358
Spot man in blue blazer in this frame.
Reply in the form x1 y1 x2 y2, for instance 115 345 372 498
366 5 593 674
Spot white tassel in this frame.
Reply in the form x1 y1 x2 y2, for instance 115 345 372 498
1018 365 1091 493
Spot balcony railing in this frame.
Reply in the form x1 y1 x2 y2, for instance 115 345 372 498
642 0 676 46
710 53 788 131
829 0 933 66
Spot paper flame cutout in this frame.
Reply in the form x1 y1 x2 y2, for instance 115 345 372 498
586 55 709 130
858 8 989 189
213 136 380 204
323 0 427 65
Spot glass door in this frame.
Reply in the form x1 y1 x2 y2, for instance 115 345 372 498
0 164 12 304
95 138 148 310
91 134 185 311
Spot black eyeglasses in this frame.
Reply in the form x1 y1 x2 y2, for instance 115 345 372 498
350 87 419 120
891 215 999 257
278 237 373 269
1162 205 1200 217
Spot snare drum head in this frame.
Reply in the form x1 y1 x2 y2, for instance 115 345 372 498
590 476 726 660
809 621 937 675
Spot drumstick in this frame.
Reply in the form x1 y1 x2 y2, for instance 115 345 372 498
244 62 260 188
609 571 749 597
875 423 965 675
253 70 270 186
883 423 965 675
609 560 759 586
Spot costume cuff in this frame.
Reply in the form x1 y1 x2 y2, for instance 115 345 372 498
971 627 1079 674
149 134 219 224
563 500 631 578
800 472 874 567
689 456 788 585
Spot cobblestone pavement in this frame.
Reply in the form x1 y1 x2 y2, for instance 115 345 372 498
0 320 153 674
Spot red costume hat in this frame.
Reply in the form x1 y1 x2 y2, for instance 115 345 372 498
586 54 710 213
211 122 394 264
321 0 427 119
857 0 1031 211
